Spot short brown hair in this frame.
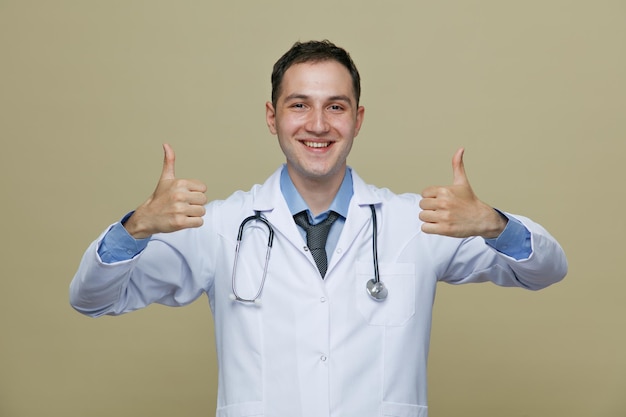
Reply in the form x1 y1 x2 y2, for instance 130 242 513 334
271 40 361 107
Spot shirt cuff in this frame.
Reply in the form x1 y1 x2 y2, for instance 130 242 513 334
484 210 532 260
97 212 150 263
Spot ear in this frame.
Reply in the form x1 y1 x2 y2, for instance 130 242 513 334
353 105 365 137
265 101 277 135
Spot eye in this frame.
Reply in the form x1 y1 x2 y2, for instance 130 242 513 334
328 104 344 111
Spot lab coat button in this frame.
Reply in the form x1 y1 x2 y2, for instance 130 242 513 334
303 246 309 252
320 297 326 303
336 247 342 254
320 355 327 362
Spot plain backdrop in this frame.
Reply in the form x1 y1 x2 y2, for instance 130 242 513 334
1 1 625 416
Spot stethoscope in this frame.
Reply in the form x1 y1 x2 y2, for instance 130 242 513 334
230 205 388 304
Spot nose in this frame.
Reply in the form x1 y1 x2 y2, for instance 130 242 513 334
304 109 330 134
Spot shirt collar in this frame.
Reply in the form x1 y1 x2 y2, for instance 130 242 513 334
279 164 353 223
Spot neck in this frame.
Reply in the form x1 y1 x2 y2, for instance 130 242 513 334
288 167 345 217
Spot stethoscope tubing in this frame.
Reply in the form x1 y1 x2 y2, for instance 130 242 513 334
230 212 274 304
370 204 381 286
230 205 387 304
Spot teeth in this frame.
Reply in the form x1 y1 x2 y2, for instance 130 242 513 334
304 141 330 148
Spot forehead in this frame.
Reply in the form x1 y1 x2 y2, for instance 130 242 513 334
278 61 355 102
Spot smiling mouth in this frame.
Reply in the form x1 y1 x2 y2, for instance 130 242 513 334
302 141 331 148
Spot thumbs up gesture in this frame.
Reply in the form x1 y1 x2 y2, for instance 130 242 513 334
419 148 507 239
124 144 208 239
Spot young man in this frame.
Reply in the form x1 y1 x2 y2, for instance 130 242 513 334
70 40 567 417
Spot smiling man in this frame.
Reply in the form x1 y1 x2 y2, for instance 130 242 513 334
70 40 567 417
267 59 364 215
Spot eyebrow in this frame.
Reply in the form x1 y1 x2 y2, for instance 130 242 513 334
283 93 354 106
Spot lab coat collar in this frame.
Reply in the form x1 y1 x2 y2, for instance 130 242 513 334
251 166 301 247
251 165 382 213
251 166 382 274
349 169 383 207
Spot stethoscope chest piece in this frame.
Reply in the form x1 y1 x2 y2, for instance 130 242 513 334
366 278 388 301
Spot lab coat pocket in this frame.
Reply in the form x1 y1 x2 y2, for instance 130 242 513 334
355 261 416 326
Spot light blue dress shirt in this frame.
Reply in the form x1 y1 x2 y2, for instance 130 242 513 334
98 166 531 263
279 165 353 258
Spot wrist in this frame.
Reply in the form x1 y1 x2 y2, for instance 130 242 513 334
122 210 153 239
481 208 508 239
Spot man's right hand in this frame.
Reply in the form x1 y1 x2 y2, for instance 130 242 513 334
124 144 208 239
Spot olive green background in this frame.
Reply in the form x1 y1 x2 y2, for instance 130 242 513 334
1 1 624 416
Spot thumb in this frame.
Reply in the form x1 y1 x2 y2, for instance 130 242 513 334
160 143 176 180
452 147 469 186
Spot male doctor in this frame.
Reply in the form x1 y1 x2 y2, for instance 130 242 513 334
70 40 567 417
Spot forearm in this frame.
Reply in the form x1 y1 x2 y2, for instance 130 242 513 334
69 232 137 317
439 213 567 290
499 214 568 290
484 210 532 260
70 218 213 317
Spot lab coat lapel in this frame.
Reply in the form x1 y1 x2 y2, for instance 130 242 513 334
327 170 382 275
251 166 306 251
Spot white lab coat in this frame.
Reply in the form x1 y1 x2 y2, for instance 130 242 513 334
70 167 567 417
